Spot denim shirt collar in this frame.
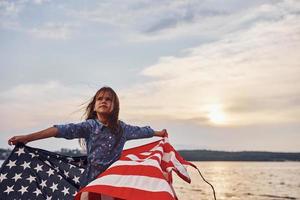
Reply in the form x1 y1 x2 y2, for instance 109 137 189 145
95 118 107 131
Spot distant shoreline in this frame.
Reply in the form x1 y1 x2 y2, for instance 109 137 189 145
1 148 300 162
178 150 300 161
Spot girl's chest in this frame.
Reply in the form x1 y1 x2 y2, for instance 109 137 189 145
90 128 116 143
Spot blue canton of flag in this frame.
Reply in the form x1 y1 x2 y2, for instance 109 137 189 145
0 143 87 200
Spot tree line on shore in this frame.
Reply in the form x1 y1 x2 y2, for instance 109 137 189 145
1 148 300 161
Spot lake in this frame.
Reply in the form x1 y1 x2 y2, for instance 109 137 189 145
173 161 300 200
1 160 299 199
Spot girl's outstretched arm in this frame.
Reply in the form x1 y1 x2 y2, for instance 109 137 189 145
8 127 58 145
154 129 168 137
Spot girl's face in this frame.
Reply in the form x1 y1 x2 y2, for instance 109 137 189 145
94 91 114 115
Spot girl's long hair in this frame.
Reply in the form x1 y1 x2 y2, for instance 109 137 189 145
79 86 122 149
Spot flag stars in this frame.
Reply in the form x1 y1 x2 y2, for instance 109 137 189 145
34 164 43 172
45 160 51 166
15 147 25 156
18 185 28 195
73 191 77 196
33 188 42 196
29 152 38 158
20 161 31 170
64 170 69 177
47 168 55 177
1 145 86 199
6 160 17 169
50 183 58 192
26 175 36 183
0 173 8 182
4 185 14 194
72 175 80 184
40 179 47 188
79 168 85 174
12 173 22 182
78 159 84 166
61 187 70 196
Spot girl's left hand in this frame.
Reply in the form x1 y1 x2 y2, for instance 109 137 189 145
161 129 168 137
155 129 168 137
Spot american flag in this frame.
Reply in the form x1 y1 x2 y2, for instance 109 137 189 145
76 138 195 200
0 143 87 200
1 138 198 200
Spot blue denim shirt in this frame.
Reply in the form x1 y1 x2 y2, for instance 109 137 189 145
54 119 154 187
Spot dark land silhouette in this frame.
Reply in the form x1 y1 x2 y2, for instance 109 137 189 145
1 148 300 161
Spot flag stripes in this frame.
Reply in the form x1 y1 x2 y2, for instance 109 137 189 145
75 138 195 200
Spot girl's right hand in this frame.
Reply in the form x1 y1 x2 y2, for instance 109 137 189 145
8 135 30 145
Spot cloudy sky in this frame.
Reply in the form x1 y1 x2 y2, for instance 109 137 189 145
1 0 299 152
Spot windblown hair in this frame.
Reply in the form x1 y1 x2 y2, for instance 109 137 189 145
79 86 122 149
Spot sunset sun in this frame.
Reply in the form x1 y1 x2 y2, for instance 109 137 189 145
208 104 226 125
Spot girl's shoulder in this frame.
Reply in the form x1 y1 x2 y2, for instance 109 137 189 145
85 118 99 127
118 120 125 125
118 120 127 128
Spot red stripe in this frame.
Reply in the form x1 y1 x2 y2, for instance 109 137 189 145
74 139 191 200
161 160 191 183
97 165 166 180
78 185 175 200
122 155 161 164
121 150 163 161
122 140 162 156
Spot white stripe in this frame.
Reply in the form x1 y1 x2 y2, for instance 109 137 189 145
126 153 162 162
162 151 190 180
88 174 174 198
140 152 151 156
150 146 163 153
149 153 162 161
109 159 160 169
125 154 140 160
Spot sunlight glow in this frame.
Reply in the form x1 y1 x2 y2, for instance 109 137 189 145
208 104 226 125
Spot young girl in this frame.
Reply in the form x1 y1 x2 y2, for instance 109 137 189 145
8 86 167 192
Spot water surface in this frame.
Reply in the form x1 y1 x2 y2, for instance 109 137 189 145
173 162 300 200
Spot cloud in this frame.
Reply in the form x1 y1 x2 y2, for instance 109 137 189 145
0 0 70 40
1 1 299 126
64 0 239 41
0 81 93 132
32 0 51 5
28 22 74 40
0 1 21 16
2 0 298 42
65 0 299 42
120 0 300 126
0 0 50 17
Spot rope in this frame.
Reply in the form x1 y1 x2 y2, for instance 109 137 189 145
195 167 217 200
